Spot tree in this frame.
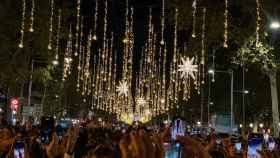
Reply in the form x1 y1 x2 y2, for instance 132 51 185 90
233 36 280 136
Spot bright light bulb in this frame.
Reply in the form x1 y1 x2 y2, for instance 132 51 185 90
19 43 23 48
92 35 97 41
270 21 280 29
29 28 34 32
48 44 52 50
249 123 253 128
52 60 58 65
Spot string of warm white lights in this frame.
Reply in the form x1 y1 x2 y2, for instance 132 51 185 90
201 8 206 84
160 0 165 45
223 0 229 48
92 0 98 41
55 9 61 61
29 0 35 32
63 25 73 81
76 17 83 91
19 0 26 48
74 0 81 56
192 0 197 38
256 0 261 44
48 0 54 50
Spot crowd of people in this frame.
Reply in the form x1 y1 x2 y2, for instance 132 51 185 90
0 115 279 158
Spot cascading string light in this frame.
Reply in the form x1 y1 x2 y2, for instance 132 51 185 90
201 8 206 84
19 0 26 48
55 9 61 61
92 0 98 41
77 17 84 91
256 0 261 45
63 25 73 81
29 0 35 32
48 0 54 50
160 0 165 45
192 0 197 38
74 0 81 56
223 0 229 48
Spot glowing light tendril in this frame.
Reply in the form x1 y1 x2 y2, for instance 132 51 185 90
19 0 26 48
223 0 229 48
48 0 54 50
29 0 35 32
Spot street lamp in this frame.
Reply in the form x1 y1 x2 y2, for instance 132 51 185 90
208 69 234 132
259 123 264 128
270 21 280 30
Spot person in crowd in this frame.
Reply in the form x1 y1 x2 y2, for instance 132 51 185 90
0 118 279 158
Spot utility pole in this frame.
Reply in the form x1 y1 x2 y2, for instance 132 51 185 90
230 69 234 132
27 59 34 108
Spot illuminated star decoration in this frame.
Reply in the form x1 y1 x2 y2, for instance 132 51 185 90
178 57 198 80
116 80 129 97
137 97 146 107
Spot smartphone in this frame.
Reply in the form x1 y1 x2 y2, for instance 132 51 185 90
14 140 25 158
41 117 54 144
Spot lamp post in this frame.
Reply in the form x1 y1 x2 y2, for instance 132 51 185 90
208 68 234 132
269 20 280 137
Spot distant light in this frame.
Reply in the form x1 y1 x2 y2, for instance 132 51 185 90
259 123 264 128
197 121 201 126
12 110 17 115
52 60 59 66
278 123 280 127
239 124 243 128
19 43 23 48
249 123 254 128
29 28 34 32
122 38 129 44
98 118 102 122
209 102 214 105
243 90 249 94
208 69 215 74
92 35 97 41
48 44 52 50
270 21 280 30
0 108 3 113
164 120 168 124
160 99 165 104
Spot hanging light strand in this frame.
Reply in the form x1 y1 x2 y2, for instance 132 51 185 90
74 0 81 56
29 0 35 32
223 0 229 48
256 0 261 44
201 8 206 84
19 0 26 48
55 9 61 60
48 0 54 50
192 0 197 38
160 0 165 45
93 0 98 41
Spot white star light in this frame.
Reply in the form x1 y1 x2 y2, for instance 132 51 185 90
137 97 146 107
178 57 198 79
116 80 129 97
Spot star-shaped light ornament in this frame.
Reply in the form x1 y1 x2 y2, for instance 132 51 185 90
116 80 129 97
137 97 146 107
178 57 198 80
